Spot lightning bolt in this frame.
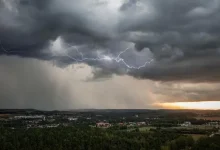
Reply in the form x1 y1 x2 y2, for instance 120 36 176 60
0 40 154 70
0 40 9 53
63 43 154 70
0 40 26 53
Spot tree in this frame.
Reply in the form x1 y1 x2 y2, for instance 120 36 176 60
186 136 194 147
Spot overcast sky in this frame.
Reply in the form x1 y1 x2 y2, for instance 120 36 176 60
1 0 220 110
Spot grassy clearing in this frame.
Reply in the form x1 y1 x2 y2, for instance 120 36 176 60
126 126 156 132
195 117 220 121
171 125 214 130
184 134 207 141
139 126 156 132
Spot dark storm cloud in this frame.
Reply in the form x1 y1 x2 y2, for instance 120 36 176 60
131 56 220 82
1 0 220 82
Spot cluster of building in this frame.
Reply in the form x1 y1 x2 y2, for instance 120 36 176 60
2 113 219 130
207 121 219 126
96 121 147 128
180 121 192 127
13 115 45 120
27 124 60 129
180 121 220 128
68 117 78 121
96 122 111 128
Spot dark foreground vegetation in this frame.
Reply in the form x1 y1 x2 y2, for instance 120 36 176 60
0 127 220 150
0 127 177 150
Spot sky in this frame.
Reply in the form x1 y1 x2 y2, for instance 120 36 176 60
0 0 220 110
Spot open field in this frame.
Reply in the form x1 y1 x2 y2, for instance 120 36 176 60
127 125 216 132
138 126 156 132
0 114 10 117
171 125 216 130
195 117 220 121
184 134 207 141
127 126 156 132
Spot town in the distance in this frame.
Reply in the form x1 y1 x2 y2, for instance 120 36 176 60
0 109 220 150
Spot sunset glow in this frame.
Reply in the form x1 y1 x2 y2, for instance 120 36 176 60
157 101 220 110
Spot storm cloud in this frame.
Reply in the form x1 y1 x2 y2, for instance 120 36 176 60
1 0 220 109
1 0 220 82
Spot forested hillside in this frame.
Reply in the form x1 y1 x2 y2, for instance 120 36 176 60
0 127 220 150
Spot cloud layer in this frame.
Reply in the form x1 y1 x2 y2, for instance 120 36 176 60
1 0 220 82
1 0 220 109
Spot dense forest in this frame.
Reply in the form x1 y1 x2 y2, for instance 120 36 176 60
0 127 219 150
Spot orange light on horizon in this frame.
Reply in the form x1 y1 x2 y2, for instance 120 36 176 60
155 101 220 110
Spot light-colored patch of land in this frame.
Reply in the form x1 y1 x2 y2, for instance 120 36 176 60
195 117 220 121
0 114 10 117
139 126 156 132
127 126 156 132
184 134 207 141
171 125 215 130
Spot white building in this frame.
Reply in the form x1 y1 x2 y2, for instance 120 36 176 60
181 121 191 127
96 122 111 128
68 117 78 121
137 122 146 126
46 124 59 128
208 122 219 128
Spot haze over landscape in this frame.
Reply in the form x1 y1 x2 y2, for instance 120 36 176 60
1 0 220 110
